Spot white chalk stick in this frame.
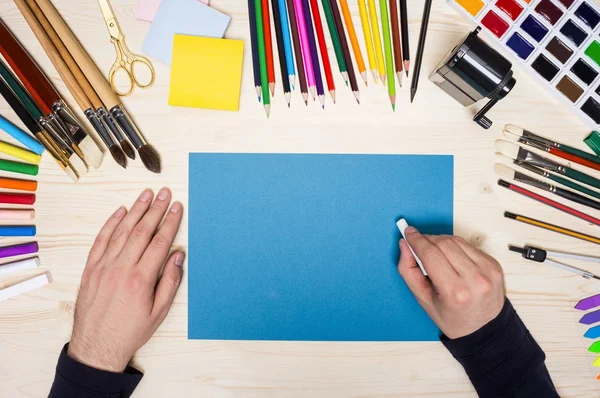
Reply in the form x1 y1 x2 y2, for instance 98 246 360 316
0 272 52 302
0 257 40 276
396 219 428 276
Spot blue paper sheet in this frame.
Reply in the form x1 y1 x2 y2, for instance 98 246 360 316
188 154 453 341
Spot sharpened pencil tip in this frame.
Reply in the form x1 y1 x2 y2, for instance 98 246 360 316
410 89 416 103
392 104 396 112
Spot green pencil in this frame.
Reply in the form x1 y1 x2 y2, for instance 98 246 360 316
0 159 38 176
321 0 348 84
379 0 396 110
255 0 271 117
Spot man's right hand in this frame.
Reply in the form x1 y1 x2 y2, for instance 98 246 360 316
398 227 506 339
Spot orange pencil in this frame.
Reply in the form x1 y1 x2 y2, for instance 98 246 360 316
0 177 37 192
339 0 367 85
261 0 276 96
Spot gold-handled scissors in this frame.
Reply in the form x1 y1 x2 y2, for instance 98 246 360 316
97 0 155 96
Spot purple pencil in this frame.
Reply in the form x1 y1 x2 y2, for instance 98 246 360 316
0 242 38 259
293 0 316 100
302 0 325 108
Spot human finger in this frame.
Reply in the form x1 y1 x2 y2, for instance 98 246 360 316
85 206 127 268
427 235 478 275
151 251 185 322
398 239 435 307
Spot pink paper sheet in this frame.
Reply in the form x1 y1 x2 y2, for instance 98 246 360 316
135 0 210 22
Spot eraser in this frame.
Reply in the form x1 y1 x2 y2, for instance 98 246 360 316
396 219 428 276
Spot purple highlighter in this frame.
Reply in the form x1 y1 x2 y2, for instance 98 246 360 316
0 242 38 259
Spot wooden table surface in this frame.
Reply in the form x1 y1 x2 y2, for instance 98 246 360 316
1 0 599 396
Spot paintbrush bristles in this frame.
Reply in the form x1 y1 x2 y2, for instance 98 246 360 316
505 124 524 137
138 145 161 174
109 145 127 169
494 163 516 181
494 140 521 159
78 135 104 169
119 139 136 160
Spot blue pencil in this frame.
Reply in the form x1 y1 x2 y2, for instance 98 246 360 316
0 115 44 155
0 225 36 237
301 0 325 107
277 0 296 90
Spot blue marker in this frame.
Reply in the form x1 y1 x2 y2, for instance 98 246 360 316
0 225 36 237
278 0 296 90
0 115 44 155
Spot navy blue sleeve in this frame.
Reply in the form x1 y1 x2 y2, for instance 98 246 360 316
442 299 559 398
49 343 143 398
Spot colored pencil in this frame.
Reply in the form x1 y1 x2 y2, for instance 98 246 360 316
358 0 377 83
0 178 37 192
255 0 271 117
287 0 309 104
330 0 360 103
0 115 44 155
0 210 35 220
0 141 41 164
0 272 50 302
379 0 396 110
277 0 296 89
367 0 386 84
321 0 348 84
499 179 600 227
399 0 410 76
505 211 600 246
339 0 368 85
271 0 292 106
302 0 325 107
294 0 317 100
309 0 336 102
0 193 36 205
389 0 403 85
261 0 276 96
0 242 38 259
0 257 40 277
410 0 433 102
248 0 262 101
0 159 38 176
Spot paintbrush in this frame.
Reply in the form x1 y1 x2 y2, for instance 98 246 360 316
0 18 101 168
0 76 77 180
495 140 600 190
15 0 127 169
494 163 600 211
36 0 160 173
504 124 600 172
0 60 87 175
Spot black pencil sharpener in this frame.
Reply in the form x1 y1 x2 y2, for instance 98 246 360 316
429 27 516 129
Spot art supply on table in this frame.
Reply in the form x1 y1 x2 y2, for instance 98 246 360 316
289 0 309 104
37 0 161 173
396 219 427 276
410 0 433 102
135 0 209 22
588 341 600 352
0 210 35 220
169 36 244 111
505 124 600 171
581 309 600 325
389 0 403 85
380 0 396 110
0 178 37 192
0 243 38 259
0 193 36 205
585 325 600 338
494 163 600 210
504 211 600 245
271 0 292 105
367 0 386 83
321 0 348 84
248 0 262 102
141 0 230 65
495 140 600 190
0 257 39 276
0 226 36 237
98 0 155 96
339 0 368 85
329 0 360 103
0 141 41 165
499 179 600 226
0 159 38 177
585 131 600 155
300 0 325 106
256 0 271 116
509 245 600 280
188 153 453 341
0 271 50 302
294 0 317 101
22 0 131 166
430 28 516 129
278 0 296 90
0 115 44 155
449 0 600 128
400 0 410 75
358 0 378 82
577 293 600 311
261 0 276 96
310 0 336 102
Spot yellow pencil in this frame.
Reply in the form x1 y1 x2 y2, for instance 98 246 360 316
367 0 386 84
358 0 377 83
0 141 42 165
339 0 368 86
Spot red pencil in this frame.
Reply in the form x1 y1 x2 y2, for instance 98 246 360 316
261 0 276 96
309 0 335 103
0 193 35 205
499 179 600 226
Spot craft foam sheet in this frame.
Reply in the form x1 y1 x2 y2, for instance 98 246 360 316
188 154 454 341
141 0 230 65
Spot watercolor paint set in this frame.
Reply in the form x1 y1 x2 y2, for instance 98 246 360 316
449 0 600 127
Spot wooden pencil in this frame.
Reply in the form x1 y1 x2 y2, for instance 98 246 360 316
261 0 276 96
271 0 292 106
410 0 433 103
301 0 325 107
399 0 410 75
294 0 317 100
339 0 367 85
287 0 309 104
309 0 336 102
255 0 271 116
330 0 360 103
358 0 377 83
389 0 403 86
277 0 296 90
380 0 396 110
321 0 348 84
248 0 262 102
367 0 386 84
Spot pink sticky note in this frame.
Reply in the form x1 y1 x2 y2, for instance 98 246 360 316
135 0 210 22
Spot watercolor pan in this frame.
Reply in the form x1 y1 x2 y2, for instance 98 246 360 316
448 0 600 128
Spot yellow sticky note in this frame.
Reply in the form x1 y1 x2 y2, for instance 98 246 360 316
169 35 244 111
